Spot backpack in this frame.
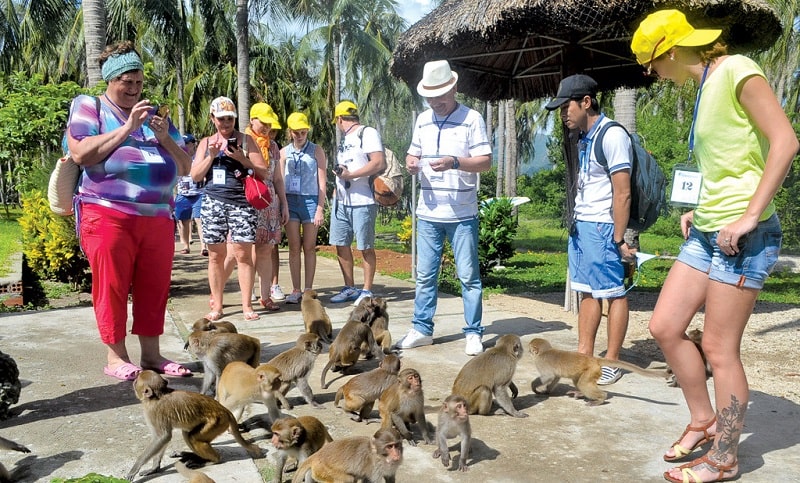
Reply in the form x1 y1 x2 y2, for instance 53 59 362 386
593 121 667 231
356 127 404 207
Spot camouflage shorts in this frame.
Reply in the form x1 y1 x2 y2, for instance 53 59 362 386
201 196 256 244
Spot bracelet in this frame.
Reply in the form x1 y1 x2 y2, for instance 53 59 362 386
451 156 460 170
615 239 626 248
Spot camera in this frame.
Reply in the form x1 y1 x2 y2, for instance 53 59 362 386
153 105 170 118
334 165 346 176
226 137 238 151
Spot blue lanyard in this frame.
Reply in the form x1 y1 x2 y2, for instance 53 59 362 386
578 113 605 173
687 63 711 164
291 141 309 174
433 106 456 155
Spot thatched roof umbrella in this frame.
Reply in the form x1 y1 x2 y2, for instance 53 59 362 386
391 0 781 101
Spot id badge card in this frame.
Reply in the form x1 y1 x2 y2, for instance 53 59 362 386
212 167 226 185
670 164 702 208
287 175 301 193
140 146 165 164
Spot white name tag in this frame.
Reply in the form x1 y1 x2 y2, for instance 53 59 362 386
212 167 226 185
140 146 165 164
670 165 702 208
287 175 301 193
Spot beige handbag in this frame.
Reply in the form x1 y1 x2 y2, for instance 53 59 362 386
47 156 81 215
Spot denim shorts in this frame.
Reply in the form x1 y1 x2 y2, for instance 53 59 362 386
200 196 256 244
568 221 625 298
287 194 318 223
329 203 377 250
174 194 202 220
677 214 782 289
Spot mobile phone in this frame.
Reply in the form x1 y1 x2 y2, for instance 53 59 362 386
156 105 170 118
227 137 238 151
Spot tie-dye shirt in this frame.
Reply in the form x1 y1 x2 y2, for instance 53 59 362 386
66 94 184 218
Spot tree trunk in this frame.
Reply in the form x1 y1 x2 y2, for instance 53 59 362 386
613 87 639 249
82 0 107 87
504 99 516 197
235 0 250 127
333 29 343 148
496 101 505 197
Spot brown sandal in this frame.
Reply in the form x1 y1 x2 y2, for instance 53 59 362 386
664 417 716 462
259 298 280 311
664 454 738 483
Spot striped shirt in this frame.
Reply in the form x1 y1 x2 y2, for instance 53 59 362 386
407 103 491 222
66 94 183 218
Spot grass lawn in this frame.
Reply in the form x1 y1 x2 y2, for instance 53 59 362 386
0 211 22 278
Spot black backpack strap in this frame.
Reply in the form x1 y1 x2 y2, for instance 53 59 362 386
592 120 628 174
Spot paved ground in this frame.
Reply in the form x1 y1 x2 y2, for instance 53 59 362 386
0 246 798 482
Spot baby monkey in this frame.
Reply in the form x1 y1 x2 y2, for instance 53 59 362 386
433 395 471 472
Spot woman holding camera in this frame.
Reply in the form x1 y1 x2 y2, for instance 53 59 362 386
279 112 328 304
191 97 268 321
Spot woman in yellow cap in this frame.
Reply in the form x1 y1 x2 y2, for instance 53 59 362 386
632 10 798 483
246 103 289 311
279 112 328 303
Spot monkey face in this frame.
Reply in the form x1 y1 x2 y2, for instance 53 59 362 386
383 441 403 463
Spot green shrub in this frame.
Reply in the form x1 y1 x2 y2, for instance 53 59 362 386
19 190 89 286
478 197 517 274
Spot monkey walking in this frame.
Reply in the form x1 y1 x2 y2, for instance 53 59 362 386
301 290 333 344
183 318 237 350
665 329 711 387
216 361 286 426
320 308 385 389
433 395 472 472
126 371 263 481
452 334 529 418
334 354 401 422
291 428 403 483
528 338 668 405
270 416 332 483
0 434 31 483
352 296 393 355
267 333 324 409
186 331 261 395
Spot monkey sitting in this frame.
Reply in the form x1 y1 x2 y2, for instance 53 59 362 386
127 371 262 481
452 334 529 418
433 395 471 472
665 329 711 387
377 368 433 446
292 428 403 483
184 317 238 350
270 416 332 483
352 296 393 355
528 338 668 406
301 290 333 344
320 308 385 389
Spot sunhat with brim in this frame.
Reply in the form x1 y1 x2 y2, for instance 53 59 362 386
287 112 310 131
417 60 459 98
250 102 280 127
632 9 722 65
210 96 237 118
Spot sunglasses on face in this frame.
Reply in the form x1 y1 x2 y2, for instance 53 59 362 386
643 36 666 77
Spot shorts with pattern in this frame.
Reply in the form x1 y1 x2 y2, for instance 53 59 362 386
201 196 256 244
255 181 281 245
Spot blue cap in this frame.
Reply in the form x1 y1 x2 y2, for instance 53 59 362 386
183 134 196 143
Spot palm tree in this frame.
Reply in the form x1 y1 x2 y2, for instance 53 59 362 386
82 0 106 86
235 0 250 124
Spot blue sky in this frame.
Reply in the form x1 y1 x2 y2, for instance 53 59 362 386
399 0 435 25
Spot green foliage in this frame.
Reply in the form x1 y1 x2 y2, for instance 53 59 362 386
18 191 89 286
316 202 332 246
516 164 566 220
0 211 21 277
478 197 518 274
50 475 127 483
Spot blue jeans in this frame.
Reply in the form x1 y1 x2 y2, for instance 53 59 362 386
412 217 483 336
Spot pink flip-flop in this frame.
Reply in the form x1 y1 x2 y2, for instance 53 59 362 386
243 311 260 321
103 362 142 381
152 360 192 377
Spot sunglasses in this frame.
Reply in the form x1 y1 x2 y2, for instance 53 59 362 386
643 36 666 77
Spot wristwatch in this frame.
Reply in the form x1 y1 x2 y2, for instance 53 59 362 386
451 156 460 170
615 239 626 248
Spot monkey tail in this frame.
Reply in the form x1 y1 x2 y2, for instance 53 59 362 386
226 412 263 458
598 358 668 379
320 359 335 389
176 461 216 482
334 386 343 407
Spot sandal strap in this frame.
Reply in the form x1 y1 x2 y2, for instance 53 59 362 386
678 455 738 482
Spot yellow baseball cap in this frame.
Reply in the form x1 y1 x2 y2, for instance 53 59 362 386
631 10 722 65
250 103 281 128
333 100 358 122
287 112 310 131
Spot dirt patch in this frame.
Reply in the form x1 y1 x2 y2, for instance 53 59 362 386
316 246 412 276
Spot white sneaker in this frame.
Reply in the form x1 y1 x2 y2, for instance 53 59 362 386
352 289 373 306
464 333 484 356
270 285 286 301
395 328 433 349
285 290 303 304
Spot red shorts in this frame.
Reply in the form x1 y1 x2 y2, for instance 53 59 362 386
79 204 174 344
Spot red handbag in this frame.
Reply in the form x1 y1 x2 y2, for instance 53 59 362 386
244 174 271 210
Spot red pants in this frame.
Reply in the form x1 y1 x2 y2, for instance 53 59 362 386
79 204 174 344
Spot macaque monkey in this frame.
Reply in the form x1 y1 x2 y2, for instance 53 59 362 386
353 296 392 355
270 416 332 483
0 434 31 483
528 338 668 405
292 428 403 483
175 461 215 483
433 395 471 472
267 333 324 409
320 311 385 389
301 290 333 343
452 334 528 418
666 329 711 387
126 371 262 481
334 354 401 422
184 318 238 350
187 331 261 395
377 368 433 446
216 361 285 425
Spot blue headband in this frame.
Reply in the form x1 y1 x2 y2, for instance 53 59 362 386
101 51 144 82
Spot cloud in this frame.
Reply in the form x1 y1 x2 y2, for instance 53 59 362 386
400 0 434 25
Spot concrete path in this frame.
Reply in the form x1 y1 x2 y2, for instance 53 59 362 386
0 246 798 482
